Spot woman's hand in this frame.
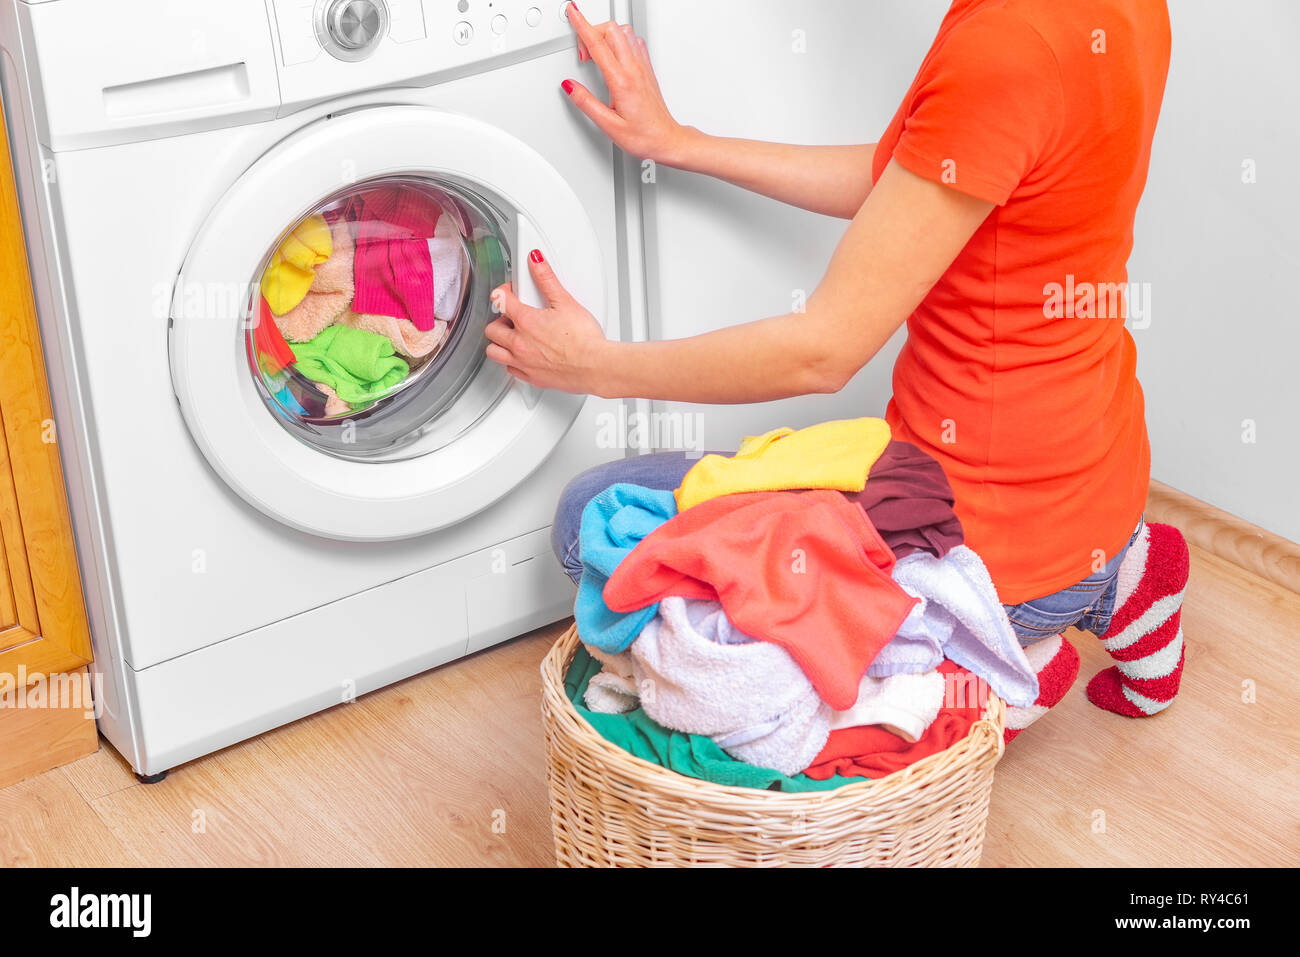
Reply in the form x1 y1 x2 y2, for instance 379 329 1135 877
562 3 695 166
485 250 611 396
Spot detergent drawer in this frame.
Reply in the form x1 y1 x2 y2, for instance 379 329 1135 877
16 0 281 150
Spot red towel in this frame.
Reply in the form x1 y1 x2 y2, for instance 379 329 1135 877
344 186 441 331
254 296 297 374
802 660 989 779
603 490 918 710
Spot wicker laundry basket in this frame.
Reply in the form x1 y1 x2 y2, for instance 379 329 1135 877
540 624 1005 867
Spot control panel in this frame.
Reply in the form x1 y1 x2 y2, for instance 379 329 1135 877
267 0 610 109
9 0 612 151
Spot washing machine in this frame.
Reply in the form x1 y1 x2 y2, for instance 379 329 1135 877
0 0 642 777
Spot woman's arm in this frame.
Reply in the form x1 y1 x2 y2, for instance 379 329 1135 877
485 160 995 401
564 4 876 220
667 133 879 221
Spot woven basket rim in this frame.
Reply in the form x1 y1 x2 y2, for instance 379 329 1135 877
542 623 1006 806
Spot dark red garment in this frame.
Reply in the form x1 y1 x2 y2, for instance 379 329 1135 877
342 186 442 330
802 660 989 779
254 296 297 374
603 490 919 710
842 440 964 559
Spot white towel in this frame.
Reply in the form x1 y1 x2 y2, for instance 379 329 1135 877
629 597 831 776
829 670 946 742
880 546 1039 708
582 645 638 715
429 215 464 322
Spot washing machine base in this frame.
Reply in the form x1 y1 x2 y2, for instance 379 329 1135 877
99 526 575 777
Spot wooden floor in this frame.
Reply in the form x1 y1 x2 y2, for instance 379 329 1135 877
2 541 1297 867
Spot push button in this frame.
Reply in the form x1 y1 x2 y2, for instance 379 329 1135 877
526 7 543 27
453 20 473 44
490 13 508 35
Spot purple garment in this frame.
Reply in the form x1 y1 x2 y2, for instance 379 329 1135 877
841 440 964 559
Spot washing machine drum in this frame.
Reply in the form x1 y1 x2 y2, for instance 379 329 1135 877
169 106 605 542
249 175 505 459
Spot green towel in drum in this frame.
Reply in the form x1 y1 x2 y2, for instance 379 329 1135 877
290 325 410 405
563 643 863 793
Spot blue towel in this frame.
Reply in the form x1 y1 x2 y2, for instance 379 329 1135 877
575 483 678 653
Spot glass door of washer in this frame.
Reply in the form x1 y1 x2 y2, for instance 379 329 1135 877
249 173 512 461
169 105 606 541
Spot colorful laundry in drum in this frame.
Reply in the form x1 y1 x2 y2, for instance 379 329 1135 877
288 326 410 406
569 419 1040 791
250 184 468 418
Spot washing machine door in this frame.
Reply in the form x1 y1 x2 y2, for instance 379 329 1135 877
170 106 605 541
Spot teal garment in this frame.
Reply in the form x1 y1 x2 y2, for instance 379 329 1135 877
290 325 410 405
273 385 307 416
564 644 864 793
576 483 678 654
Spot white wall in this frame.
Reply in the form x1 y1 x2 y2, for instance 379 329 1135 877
1129 0 1300 541
633 0 1298 541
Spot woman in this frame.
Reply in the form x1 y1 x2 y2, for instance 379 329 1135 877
487 1 1187 731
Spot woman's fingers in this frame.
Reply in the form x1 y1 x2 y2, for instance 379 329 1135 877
562 3 679 165
490 252 574 330
567 2 588 60
485 339 534 383
489 283 541 328
485 264 608 394
622 27 648 66
484 317 516 349
604 21 639 70
526 250 575 308
567 4 621 80
570 6 646 71
561 79 625 141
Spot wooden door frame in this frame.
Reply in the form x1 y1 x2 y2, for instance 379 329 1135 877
0 93 93 681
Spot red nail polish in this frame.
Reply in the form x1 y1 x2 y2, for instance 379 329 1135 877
561 79 575 95
530 249 545 264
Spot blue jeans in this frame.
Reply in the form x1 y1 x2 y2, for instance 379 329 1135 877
1001 518 1145 644
551 452 1144 648
552 451 711 586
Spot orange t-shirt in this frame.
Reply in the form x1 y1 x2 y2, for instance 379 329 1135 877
874 0 1170 604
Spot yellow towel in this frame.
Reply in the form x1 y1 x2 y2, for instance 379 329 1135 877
674 417 892 511
260 214 334 316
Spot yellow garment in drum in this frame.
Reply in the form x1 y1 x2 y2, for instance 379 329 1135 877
674 417 892 511
260 214 334 315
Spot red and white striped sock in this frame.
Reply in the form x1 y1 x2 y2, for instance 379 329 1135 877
1087 522 1189 717
1003 633 1080 743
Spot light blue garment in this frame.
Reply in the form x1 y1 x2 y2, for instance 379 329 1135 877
574 483 678 653
867 546 1040 708
552 451 714 586
274 386 308 416
865 591 954 678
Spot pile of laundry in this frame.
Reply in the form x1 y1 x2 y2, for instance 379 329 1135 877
566 417 1039 792
252 185 465 419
